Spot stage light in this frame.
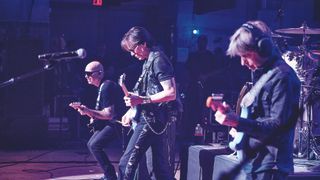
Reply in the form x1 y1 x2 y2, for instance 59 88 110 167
92 0 103 6
192 29 200 35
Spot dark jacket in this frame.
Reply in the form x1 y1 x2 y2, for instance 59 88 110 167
237 56 301 173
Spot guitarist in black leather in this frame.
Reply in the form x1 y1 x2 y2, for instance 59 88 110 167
118 26 179 180
214 21 300 180
69 61 124 180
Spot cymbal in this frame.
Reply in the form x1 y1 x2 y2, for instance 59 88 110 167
275 25 320 35
271 32 291 38
310 50 320 55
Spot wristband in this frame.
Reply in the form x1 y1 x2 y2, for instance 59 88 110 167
142 96 152 104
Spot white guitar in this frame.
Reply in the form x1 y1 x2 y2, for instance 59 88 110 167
118 73 138 127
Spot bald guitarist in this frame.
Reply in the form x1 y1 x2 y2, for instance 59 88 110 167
69 61 124 180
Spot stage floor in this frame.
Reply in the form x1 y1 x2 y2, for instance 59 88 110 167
0 148 119 180
1 144 320 180
0 141 181 180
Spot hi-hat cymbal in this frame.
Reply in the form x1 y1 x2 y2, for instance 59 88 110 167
275 25 320 35
271 32 292 38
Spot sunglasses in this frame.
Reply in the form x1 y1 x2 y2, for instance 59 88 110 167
85 71 101 76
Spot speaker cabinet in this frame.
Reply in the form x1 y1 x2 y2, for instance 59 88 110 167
213 155 246 180
213 155 320 180
187 145 231 180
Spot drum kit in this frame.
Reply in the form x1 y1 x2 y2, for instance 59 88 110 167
273 22 320 160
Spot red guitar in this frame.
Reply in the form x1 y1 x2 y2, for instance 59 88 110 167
206 83 252 160
205 93 228 113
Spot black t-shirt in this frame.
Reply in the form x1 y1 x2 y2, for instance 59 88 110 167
95 79 125 125
136 49 174 96
146 50 174 82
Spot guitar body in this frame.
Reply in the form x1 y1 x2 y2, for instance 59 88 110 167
87 118 106 132
69 102 102 132
229 82 252 160
206 82 252 160
119 73 173 134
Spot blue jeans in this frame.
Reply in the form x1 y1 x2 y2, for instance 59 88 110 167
87 123 119 179
118 120 172 180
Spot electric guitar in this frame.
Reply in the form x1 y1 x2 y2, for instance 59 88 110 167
228 82 252 153
69 102 122 131
118 73 171 134
69 102 96 131
118 73 139 124
206 83 252 158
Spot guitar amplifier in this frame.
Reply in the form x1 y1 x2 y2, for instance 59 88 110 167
53 95 80 138
187 144 232 180
213 155 320 180
213 154 246 180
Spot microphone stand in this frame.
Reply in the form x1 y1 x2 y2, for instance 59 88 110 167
0 61 57 89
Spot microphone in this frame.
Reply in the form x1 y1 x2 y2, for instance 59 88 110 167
38 48 87 61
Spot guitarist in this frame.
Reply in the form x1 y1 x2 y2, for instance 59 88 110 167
213 21 300 180
69 61 124 180
118 27 178 180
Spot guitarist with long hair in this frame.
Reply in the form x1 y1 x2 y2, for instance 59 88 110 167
118 26 178 180
210 20 300 180
70 61 124 180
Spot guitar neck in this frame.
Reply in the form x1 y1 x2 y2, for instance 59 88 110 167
120 85 129 97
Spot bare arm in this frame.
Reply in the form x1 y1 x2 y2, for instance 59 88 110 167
124 77 176 107
72 104 115 120
149 77 176 103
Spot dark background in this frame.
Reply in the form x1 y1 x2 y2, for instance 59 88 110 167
0 0 319 148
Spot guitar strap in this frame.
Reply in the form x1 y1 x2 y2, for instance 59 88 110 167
236 82 253 115
241 66 281 108
133 51 157 94
89 81 106 131
96 81 105 109
232 66 281 159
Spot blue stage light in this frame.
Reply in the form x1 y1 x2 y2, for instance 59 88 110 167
192 29 200 35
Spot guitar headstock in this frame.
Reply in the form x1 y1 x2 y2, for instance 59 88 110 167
118 73 126 87
118 73 130 96
206 93 228 113
69 102 82 110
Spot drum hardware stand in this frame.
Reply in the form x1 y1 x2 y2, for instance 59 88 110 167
290 22 314 159
275 22 320 160
305 87 318 160
304 69 320 160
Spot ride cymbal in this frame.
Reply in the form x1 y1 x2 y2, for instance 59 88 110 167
271 32 292 38
275 24 320 35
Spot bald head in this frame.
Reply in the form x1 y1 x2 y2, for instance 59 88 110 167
85 61 104 72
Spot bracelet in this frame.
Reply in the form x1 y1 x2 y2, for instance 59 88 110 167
142 96 152 104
